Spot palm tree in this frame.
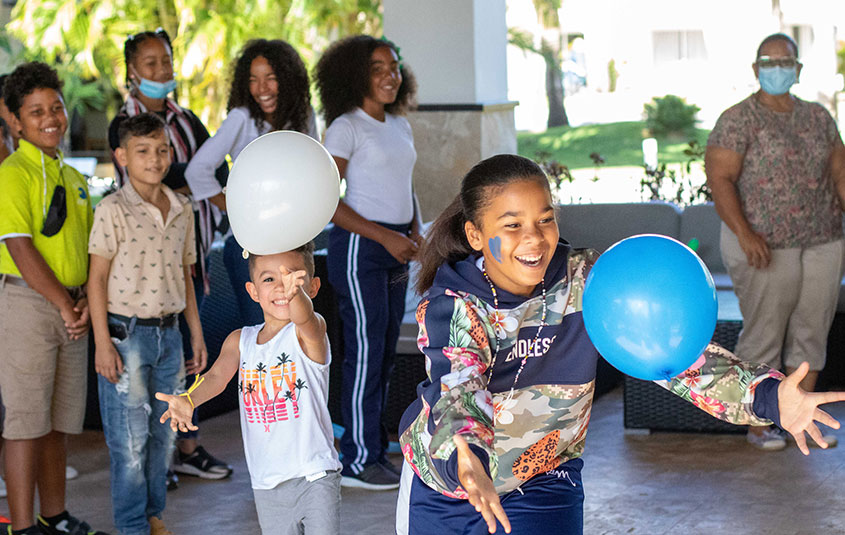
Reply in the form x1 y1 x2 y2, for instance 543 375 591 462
276 352 291 373
508 0 569 127
7 0 382 130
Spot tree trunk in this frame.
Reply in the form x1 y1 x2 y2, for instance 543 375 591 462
542 40 568 128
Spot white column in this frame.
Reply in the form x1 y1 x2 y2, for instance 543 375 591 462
384 0 517 221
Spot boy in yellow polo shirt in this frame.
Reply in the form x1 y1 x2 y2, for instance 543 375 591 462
0 62 109 535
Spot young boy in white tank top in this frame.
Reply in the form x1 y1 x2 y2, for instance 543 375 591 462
157 242 341 534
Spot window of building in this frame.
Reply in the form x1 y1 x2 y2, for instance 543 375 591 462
652 30 707 64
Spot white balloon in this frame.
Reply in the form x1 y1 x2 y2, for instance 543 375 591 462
226 131 340 255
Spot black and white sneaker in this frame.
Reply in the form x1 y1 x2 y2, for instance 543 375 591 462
36 512 110 535
172 446 233 480
166 470 178 491
340 462 400 490
378 456 402 478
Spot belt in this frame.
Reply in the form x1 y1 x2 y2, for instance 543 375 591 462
1 274 84 300
109 312 178 328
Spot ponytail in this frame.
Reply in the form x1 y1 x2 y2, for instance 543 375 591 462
415 154 548 295
416 195 474 295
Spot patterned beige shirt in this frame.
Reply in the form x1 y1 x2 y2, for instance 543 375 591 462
89 182 196 318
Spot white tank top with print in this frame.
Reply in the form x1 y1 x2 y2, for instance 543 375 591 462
238 322 340 490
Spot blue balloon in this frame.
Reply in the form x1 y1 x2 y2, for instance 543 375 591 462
582 234 717 381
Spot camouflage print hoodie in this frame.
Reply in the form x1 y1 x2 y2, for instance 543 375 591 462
398 240 784 498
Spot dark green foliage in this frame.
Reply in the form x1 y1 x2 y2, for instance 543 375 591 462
643 95 700 137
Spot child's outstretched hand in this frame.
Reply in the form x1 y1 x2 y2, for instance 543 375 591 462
279 265 307 301
155 392 198 433
778 362 845 455
454 434 511 534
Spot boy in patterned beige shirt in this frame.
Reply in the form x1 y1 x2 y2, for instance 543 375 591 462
88 113 207 535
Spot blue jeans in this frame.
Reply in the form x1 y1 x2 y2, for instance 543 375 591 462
99 315 184 535
223 234 264 326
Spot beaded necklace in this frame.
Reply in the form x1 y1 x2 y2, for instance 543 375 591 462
481 259 547 422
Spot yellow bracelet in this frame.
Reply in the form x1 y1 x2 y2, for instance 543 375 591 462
178 374 205 410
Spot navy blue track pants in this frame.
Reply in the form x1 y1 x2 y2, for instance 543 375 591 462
327 222 409 474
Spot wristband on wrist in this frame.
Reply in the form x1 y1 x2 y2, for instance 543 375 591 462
178 373 205 410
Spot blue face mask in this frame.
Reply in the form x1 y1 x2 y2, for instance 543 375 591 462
758 66 796 96
135 76 177 99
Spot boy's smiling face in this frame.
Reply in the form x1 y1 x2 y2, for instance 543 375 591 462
115 130 172 187
10 88 67 158
246 251 320 323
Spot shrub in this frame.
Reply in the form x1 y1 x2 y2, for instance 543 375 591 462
643 95 700 136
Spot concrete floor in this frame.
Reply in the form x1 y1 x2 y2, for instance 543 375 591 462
2 387 844 535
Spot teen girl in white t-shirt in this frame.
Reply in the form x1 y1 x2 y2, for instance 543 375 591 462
185 38 317 327
316 35 422 490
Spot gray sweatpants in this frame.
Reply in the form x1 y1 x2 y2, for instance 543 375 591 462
253 470 341 535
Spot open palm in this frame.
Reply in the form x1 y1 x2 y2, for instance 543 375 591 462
778 362 845 455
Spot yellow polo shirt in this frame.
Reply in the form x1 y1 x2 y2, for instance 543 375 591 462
0 140 93 286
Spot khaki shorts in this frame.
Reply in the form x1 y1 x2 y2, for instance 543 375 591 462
0 282 88 440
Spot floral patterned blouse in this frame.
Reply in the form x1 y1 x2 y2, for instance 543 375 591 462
707 95 843 249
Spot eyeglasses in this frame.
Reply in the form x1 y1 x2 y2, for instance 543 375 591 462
757 56 799 69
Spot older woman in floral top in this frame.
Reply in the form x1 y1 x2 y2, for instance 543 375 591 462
706 32 845 451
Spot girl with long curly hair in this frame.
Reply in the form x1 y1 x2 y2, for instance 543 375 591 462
186 38 317 326
315 35 422 490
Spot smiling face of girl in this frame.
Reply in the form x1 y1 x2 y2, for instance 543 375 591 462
129 36 174 86
248 55 279 119
464 179 559 296
364 46 402 108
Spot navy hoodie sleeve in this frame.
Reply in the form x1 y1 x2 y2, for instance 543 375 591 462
654 342 784 426
398 292 498 498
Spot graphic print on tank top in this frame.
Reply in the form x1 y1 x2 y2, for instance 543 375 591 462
239 351 307 430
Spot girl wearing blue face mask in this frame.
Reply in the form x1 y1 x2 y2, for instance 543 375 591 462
706 32 845 453
107 28 234 487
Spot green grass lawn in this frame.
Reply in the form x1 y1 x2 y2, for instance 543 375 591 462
517 121 711 170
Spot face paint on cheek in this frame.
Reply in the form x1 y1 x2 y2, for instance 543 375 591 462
488 236 503 263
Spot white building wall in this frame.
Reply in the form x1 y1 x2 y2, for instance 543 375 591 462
508 0 844 131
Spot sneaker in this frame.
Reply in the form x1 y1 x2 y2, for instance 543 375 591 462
340 462 400 490
65 466 78 481
0 475 6 498
378 457 402 478
166 470 178 491
172 446 232 480
7 526 39 535
36 512 110 535
746 427 787 451
148 517 172 535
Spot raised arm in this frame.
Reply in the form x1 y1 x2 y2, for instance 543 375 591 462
279 265 328 365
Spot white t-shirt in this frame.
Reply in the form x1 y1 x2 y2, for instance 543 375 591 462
185 106 319 202
323 108 417 225
237 322 340 490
